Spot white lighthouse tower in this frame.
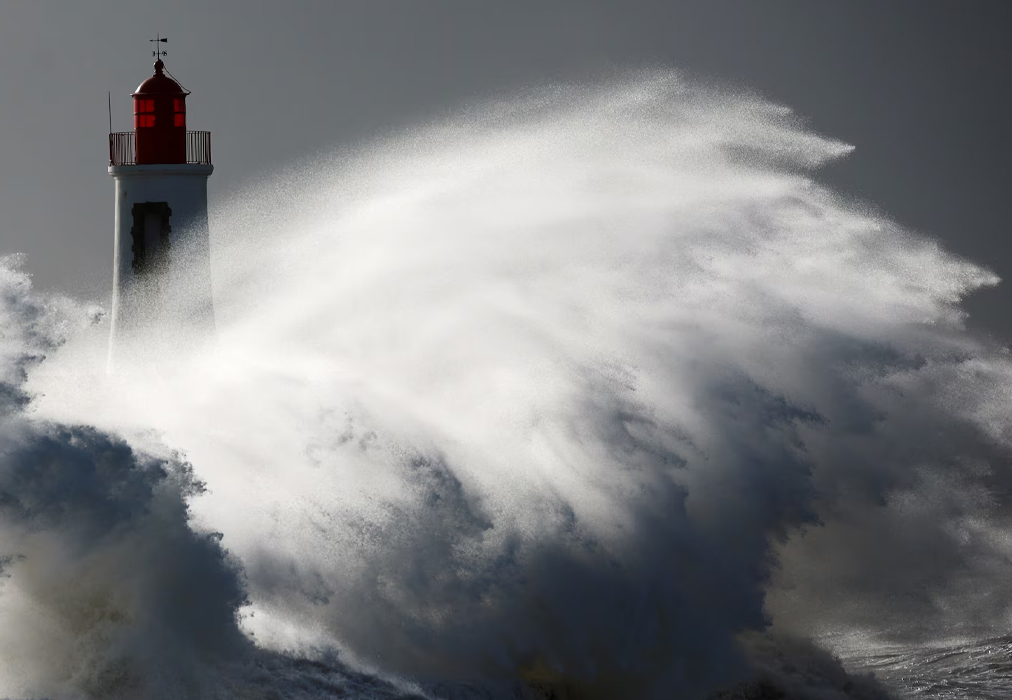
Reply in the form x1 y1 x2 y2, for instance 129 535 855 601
108 42 214 364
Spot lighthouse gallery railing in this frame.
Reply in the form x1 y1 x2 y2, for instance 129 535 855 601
108 131 212 166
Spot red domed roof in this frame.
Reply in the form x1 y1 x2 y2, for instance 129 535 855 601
133 60 188 96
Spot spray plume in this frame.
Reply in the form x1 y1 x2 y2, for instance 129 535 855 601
2 73 1011 699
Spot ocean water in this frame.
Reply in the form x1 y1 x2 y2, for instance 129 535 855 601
2 72 1011 700
845 637 1012 700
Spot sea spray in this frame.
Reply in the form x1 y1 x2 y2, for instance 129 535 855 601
0 259 423 700
12 72 1012 698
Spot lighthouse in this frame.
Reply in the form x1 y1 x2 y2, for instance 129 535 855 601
108 41 214 363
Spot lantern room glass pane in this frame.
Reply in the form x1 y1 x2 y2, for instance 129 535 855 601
174 114 185 127
173 98 186 113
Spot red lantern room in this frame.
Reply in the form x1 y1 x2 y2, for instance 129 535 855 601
132 59 188 164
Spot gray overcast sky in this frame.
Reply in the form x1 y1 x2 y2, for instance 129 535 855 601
1 1 1010 339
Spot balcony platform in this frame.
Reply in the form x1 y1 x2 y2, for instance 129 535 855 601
109 131 212 166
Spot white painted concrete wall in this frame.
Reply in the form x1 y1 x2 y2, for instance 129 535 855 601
108 163 215 361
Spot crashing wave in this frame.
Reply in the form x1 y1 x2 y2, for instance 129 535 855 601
5 72 1012 698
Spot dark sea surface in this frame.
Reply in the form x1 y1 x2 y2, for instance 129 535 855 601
846 637 1012 700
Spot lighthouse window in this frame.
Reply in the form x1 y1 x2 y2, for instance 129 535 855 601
129 202 172 276
134 99 156 128
173 98 186 128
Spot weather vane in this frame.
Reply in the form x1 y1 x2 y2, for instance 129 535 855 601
150 34 168 59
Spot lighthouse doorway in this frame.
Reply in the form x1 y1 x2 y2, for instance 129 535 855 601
130 201 172 275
